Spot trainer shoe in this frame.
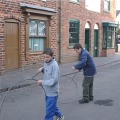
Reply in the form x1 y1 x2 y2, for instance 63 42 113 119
56 116 64 120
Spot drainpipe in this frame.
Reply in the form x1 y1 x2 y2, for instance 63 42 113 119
58 0 62 64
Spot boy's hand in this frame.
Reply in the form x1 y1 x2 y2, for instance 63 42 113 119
38 67 43 72
36 80 42 85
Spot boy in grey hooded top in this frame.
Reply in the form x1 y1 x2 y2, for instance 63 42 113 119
36 48 64 120
42 58 60 96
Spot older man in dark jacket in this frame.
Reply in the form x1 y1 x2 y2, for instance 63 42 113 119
73 43 97 104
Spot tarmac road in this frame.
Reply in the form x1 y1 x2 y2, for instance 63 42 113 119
0 61 120 120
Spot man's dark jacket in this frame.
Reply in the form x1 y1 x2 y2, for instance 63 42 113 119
74 48 97 76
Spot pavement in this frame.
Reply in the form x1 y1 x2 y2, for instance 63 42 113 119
0 53 120 93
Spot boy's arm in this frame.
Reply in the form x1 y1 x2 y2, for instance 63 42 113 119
42 66 59 86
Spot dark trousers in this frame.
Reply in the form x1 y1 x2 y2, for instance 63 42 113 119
82 76 94 100
45 96 62 120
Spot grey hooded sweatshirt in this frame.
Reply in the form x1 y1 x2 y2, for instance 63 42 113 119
41 59 60 96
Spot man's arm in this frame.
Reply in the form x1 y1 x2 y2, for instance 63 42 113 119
74 54 87 70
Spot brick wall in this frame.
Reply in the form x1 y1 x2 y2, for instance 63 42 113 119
102 48 116 57
0 12 5 72
0 0 58 72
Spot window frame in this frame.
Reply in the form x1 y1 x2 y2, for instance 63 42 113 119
69 19 80 48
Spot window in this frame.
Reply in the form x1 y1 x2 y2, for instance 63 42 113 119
104 0 110 11
29 20 46 52
85 0 101 13
103 26 116 48
70 0 80 3
69 20 80 47
20 3 56 59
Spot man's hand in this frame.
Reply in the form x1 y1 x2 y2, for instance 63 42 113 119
72 67 79 72
36 80 42 85
72 67 76 70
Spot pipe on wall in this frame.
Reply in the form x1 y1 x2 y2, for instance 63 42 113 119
58 0 62 64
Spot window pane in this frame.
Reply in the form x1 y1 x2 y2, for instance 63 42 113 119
103 27 107 48
38 21 46 36
104 1 108 10
70 0 80 2
104 0 110 11
29 38 44 51
111 32 115 48
29 20 37 35
107 28 115 48
107 31 112 48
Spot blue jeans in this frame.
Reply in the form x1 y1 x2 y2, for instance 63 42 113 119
45 96 62 120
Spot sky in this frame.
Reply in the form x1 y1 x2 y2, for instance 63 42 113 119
116 0 120 10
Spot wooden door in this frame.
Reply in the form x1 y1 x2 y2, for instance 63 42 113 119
5 22 20 70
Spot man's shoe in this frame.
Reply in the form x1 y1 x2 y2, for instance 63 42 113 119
79 99 89 104
89 98 93 101
56 116 64 120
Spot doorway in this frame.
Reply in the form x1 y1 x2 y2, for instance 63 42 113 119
85 29 90 52
85 22 90 52
94 30 99 57
94 24 99 57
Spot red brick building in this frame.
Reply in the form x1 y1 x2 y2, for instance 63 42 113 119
0 0 117 72
60 0 117 62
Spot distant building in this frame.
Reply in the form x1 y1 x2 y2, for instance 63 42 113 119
116 10 120 28
0 0 117 72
